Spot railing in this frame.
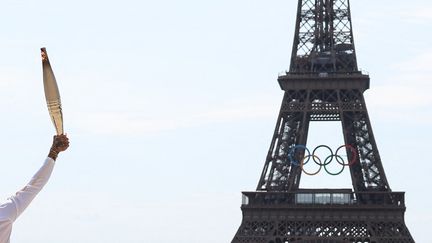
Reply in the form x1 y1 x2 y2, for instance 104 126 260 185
241 190 405 207
278 71 368 78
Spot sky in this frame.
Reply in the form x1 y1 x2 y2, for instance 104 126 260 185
0 0 431 242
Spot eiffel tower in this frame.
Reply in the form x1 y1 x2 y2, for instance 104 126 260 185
232 0 415 242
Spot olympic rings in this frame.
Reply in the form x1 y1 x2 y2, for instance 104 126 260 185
301 154 322 176
288 145 310 166
335 144 358 166
287 144 358 176
323 154 345 176
312 145 333 166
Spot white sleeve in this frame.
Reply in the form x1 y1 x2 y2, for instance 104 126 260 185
5 158 55 222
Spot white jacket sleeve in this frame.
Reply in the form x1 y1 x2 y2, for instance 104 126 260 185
2 158 55 222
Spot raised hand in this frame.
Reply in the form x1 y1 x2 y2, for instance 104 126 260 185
48 134 70 160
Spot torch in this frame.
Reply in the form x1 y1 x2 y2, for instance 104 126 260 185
41 47 64 135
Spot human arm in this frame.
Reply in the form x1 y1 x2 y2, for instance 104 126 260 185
1 135 69 222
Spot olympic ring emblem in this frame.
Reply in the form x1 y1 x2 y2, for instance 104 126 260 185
288 145 358 176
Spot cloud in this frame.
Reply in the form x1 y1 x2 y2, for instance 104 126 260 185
69 100 278 136
0 68 43 110
366 50 432 124
392 49 432 73
367 85 432 107
399 6 432 23
72 44 432 135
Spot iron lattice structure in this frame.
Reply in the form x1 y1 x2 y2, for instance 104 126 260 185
232 0 414 242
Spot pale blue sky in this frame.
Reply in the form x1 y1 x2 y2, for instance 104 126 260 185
0 0 431 242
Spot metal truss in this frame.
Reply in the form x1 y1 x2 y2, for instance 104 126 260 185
233 191 414 243
233 0 414 242
290 0 357 73
233 220 414 243
256 89 390 192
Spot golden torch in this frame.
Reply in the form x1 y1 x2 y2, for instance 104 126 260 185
41 47 64 135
